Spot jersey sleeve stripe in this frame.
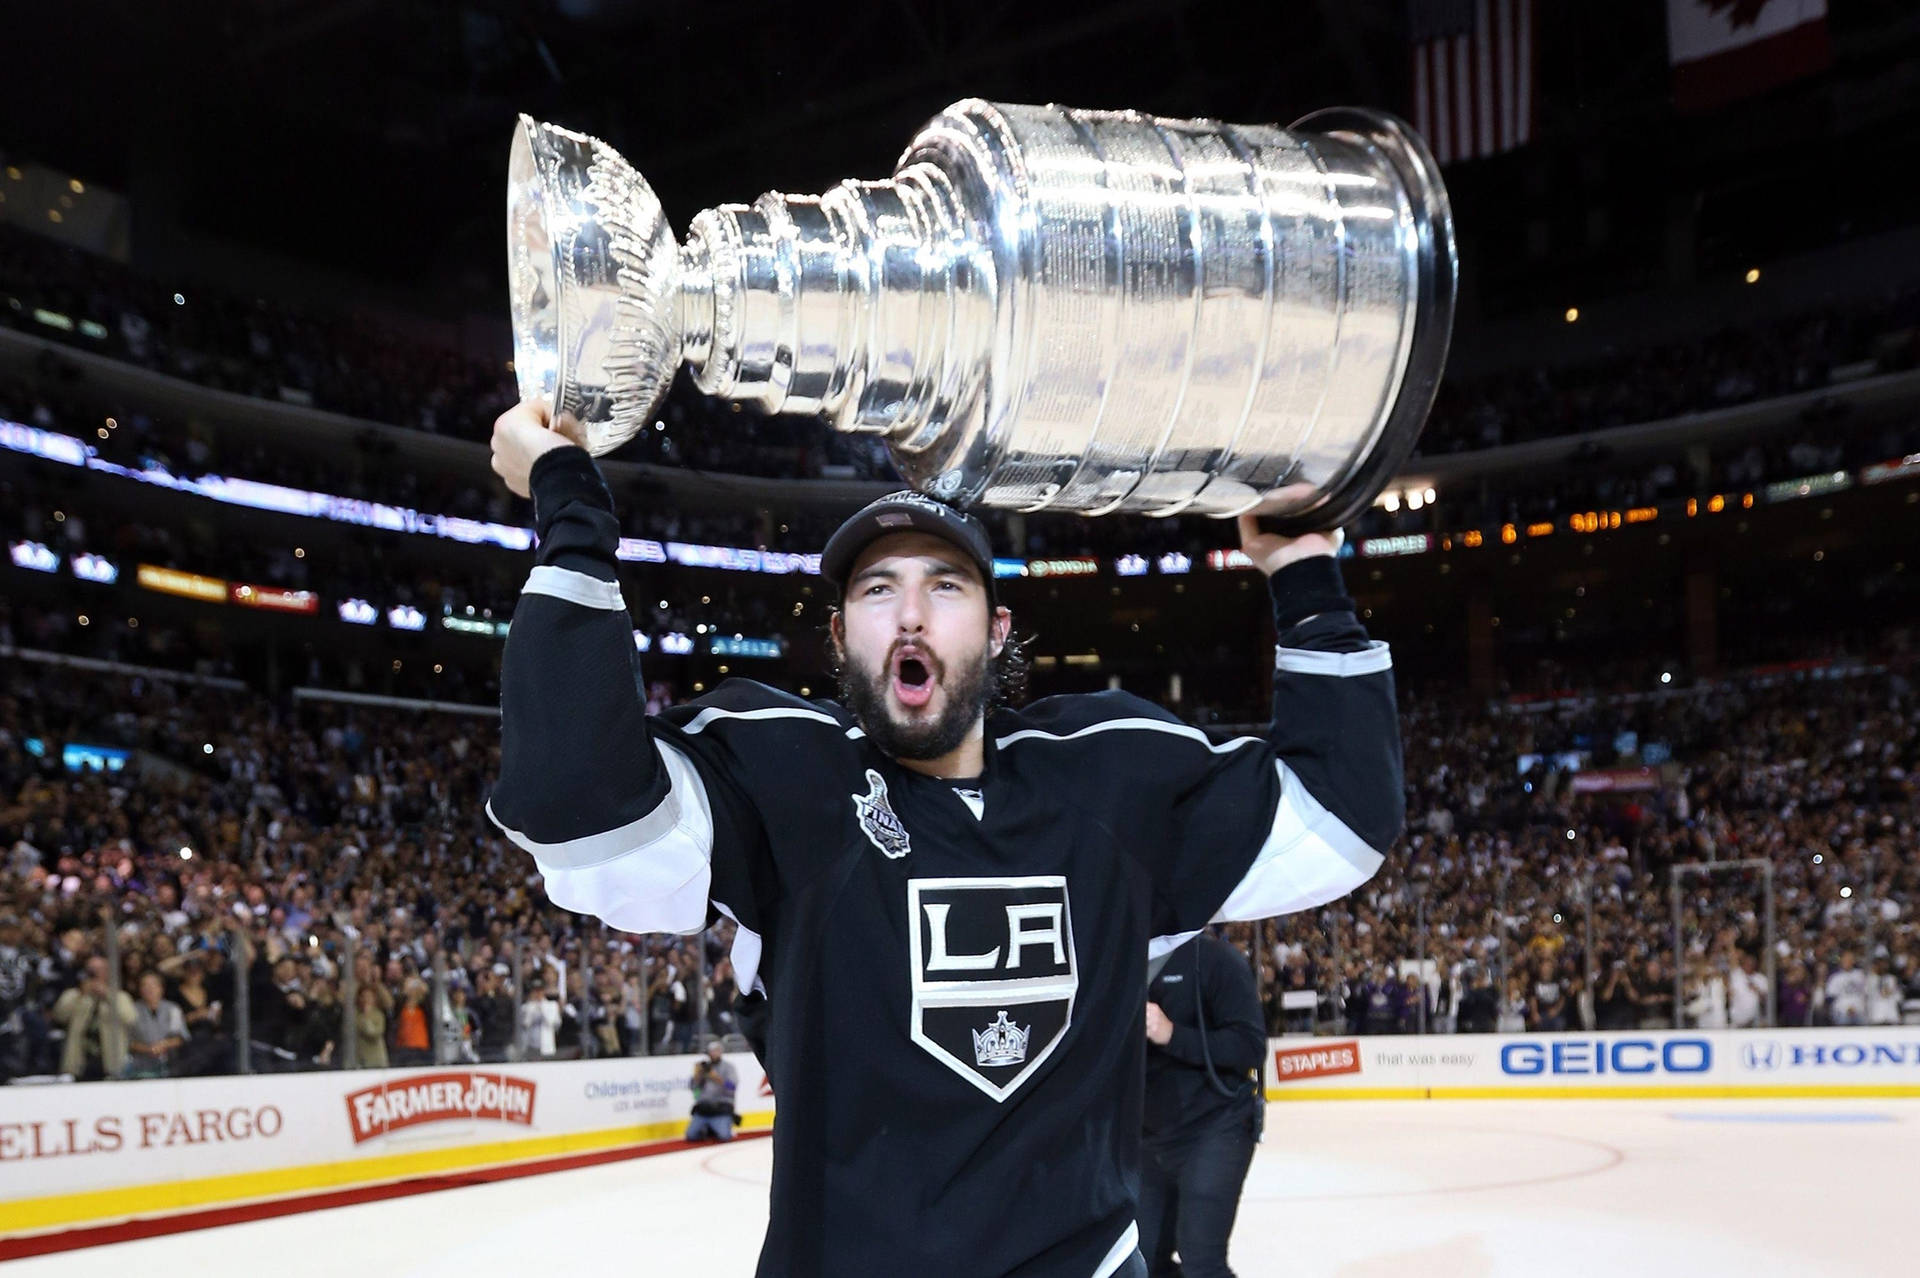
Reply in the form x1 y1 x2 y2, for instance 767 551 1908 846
1212 758 1386 922
486 741 716 934
1273 639 1392 677
1092 1221 1142 1278
680 704 845 735
994 717 1263 754
522 563 625 609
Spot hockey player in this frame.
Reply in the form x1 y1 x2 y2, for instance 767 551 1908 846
487 400 1404 1278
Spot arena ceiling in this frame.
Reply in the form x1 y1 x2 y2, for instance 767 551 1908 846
5 1 1919 317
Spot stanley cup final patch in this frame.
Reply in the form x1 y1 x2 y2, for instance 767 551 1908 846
854 769 911 859
907 876 1077 1103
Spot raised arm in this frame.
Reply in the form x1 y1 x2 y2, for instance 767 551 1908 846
1208 520 1405 924
485 400 717 935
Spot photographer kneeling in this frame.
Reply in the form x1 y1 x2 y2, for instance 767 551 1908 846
686 1039 739 1142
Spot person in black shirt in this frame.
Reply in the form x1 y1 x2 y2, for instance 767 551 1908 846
486 400 1405 1278
1454 963 1498 1034
1140 933 1266 1278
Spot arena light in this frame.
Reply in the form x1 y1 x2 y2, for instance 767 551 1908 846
1155 552 1191 575
138 564 228 602
232 583 319 614
9 540 59 573
1745 267 1760 284
338 598 378 625
70 552 118 583
387 605 427 631
1564 307 1579 323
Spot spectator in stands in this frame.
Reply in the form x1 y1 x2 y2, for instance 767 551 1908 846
1825 952 1869 1026
474 967 517 1062
353 984 389 1069
646 965 676 1053
1728 953 1769 1029
1595 956 1640 1030
1455 964 1498 1033
1496 977 1528 1033
445 984 479 1063
52 957 135 1080
709 956 739 1041
124 970 187 1079
1777 962 1814 1027
1867 959 1904 1026
391 976 433 1066
1684 959 1728 1029
1637 957 1674 1029
686 1040 739 1142
519 976 560 1060
290 976 340 1068
1527 957 1569 1032
0 912 46 1079
249 952 307 1059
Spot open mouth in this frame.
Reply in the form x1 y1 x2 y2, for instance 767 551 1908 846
891 649 936 709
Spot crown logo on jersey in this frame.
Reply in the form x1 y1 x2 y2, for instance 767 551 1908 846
853 769 911 859
971 1011 1031 1067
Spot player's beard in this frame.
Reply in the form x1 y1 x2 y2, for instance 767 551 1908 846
838 639 991 763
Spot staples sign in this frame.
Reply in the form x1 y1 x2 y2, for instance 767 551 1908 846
345 1072 537 1144
1273 1040 1362 1084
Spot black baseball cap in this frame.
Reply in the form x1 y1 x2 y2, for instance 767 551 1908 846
821 491 997 599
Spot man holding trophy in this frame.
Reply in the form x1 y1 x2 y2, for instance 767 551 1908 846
488 99 1453 1278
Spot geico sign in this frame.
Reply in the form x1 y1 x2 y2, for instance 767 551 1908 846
1500 1038 1712 1076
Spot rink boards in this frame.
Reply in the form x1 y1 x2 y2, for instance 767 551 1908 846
7 1029 1919 1245
1263 1027 1920 1100
0 1052 773 1244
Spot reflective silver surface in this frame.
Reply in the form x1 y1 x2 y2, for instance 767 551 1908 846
508 101 1455 525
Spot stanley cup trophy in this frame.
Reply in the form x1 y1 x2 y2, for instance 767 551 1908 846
507 99 1455 530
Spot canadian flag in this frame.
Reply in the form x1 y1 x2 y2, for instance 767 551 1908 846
1666 0 1831 113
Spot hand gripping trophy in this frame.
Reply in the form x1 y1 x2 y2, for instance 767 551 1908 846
506 99 1454 530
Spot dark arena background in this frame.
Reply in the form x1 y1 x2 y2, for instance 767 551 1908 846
1 2 1917 1274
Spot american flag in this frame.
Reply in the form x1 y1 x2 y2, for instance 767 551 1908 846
1408 0 1536 165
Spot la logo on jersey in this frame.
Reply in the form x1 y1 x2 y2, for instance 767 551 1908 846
907 876 1077 1102
853 769 911 859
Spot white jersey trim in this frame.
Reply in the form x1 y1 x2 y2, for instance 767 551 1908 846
522 564 625 611
712 900 767 998
489 740 716 935
1147 929 1203 963
1274 639 1392 677
1092 1221 1141 1278
995 716 1263 755
681 704 844 735
1213 758 1385 922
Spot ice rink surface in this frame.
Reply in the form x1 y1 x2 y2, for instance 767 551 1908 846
11 1099 1910 1276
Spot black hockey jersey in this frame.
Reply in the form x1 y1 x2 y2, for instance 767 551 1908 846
487 447 1405 1278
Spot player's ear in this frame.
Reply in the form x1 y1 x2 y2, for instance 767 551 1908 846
829 609 846 664
989 606 1011 658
